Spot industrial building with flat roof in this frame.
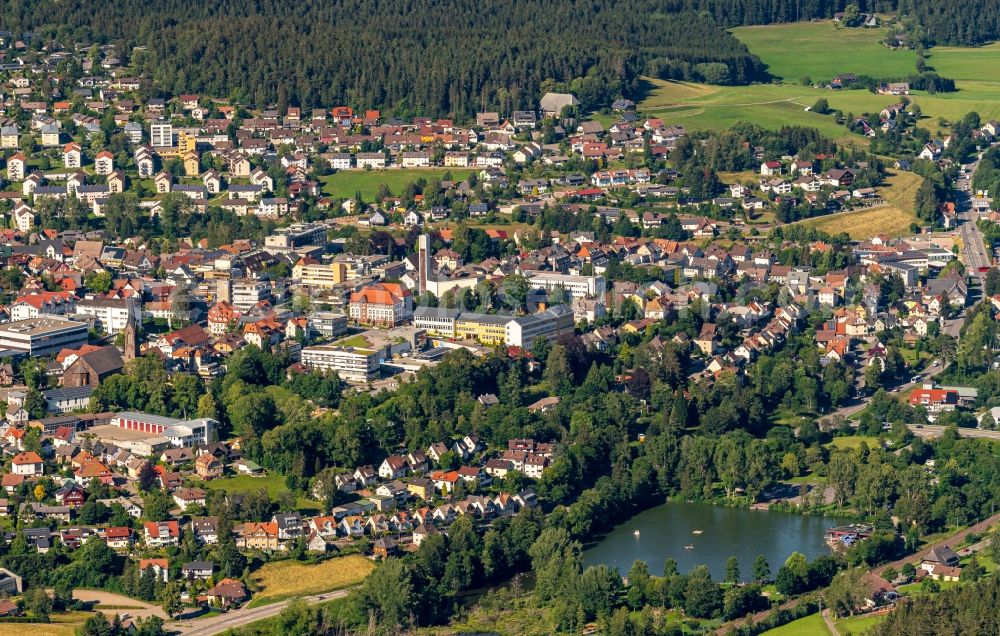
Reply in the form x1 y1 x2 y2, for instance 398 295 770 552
0 316 88 356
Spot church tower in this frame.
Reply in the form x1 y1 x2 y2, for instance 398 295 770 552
123 307 140 363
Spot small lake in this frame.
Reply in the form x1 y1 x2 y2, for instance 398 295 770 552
583 501 848 580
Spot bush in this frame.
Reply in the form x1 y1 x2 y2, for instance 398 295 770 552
811 98 830 115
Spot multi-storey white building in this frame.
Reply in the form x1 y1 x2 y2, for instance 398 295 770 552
301 345 381 382
150 122 173 147
527 273 606 300
74 298 139 334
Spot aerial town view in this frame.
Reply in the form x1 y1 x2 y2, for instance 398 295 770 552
0 1 998 635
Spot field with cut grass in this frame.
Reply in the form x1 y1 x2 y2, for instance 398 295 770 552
793 170 923 238
760 612 829 636
202 473 323 512
732 22 917 82
827 435 881 450
639 79 856 140
320 167 474 200
249 555 375 606
2 612 95 636
639 22 1000 137
834 612 888 635
797 204 916 239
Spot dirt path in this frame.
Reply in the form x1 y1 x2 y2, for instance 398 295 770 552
660 96 810 108
72 590 166 620
822 608 841 636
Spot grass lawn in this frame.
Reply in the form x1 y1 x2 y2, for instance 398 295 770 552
787 474 826 485
335 333 376 349
248 555 375 606
827 435 881 450
202 474 322 512
834 613 888 635
320 167 474 200
639 23 1000 137
769 407 816 428
900 348 932 367
962 552 997 573
639 79 857 140
760 612 829 636
897 579 962 595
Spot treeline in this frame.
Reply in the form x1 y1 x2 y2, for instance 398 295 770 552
2 0 766 117
872 574 1000 635
674 0 1000 46
849 72 957 94
974 146 1000 201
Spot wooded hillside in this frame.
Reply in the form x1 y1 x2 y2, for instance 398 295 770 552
680 0 1000 46
0 0 766 116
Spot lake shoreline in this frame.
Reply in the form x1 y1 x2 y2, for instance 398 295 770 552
583 500 853 579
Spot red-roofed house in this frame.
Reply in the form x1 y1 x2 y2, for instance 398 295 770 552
139 558 169 582
12 451 43 476
909 387 959 416
144 521 180 547
101 526 133 550
10 291 76 320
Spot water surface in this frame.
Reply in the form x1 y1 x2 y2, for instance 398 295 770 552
583 501 848 580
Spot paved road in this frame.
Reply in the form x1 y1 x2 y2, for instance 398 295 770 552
168 589 350 636
956 154 992 279
818 359 948 428
906 423 1000 441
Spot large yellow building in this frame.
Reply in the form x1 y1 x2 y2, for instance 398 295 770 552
295 260 348 289
454 312 510 345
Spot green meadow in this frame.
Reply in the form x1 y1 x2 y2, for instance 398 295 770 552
320 167 474 200
638 21 1000 137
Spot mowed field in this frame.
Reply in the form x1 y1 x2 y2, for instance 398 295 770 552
321 167 475 200
759 612 829 636
795 170 923 238
732 21 918 81
0 612 96 636
639 22 1000 137
249 555 375 605
202 473 323 512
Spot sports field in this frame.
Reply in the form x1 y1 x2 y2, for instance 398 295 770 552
639 21 1000 136
320 167 474 200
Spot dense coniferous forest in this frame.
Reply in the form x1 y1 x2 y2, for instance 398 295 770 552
680 0 1000 45
0 0 766 116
